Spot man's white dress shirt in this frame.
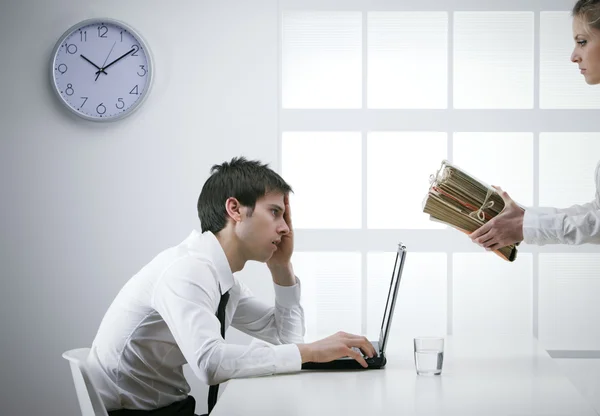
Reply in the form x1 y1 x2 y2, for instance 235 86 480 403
86 230 305 411
524 161 600 245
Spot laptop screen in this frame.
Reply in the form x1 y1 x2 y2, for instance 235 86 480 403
378 243 407 354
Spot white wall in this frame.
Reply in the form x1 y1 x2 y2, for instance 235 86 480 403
0 1 278 415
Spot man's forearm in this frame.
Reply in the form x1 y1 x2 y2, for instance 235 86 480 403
268 263 296 286
296 343 312 363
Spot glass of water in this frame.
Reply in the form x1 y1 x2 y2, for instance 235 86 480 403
414 337 444 376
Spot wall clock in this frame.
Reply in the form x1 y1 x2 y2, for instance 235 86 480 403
51 18 153 121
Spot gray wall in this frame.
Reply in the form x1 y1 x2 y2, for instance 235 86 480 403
0 1 278 415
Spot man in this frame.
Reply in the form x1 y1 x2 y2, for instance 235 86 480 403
87 157 376 415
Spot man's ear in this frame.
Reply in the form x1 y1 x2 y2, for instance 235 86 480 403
225 197 243 223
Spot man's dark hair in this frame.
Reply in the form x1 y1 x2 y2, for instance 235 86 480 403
197 157 293 234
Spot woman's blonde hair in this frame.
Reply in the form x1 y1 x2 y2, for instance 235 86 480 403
573 0 600 32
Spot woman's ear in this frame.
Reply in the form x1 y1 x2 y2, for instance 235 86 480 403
225 197 242 223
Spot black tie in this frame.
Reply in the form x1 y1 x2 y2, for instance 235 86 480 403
207 290 229 414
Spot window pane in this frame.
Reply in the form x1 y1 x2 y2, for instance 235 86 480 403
539 254 600 350
367 12 448 109
282 11 362 109
454 12 533 109
539 133 600 207
540 12 600 109
367 252 447 343
282 132 362 229
453 132 534 206
367 132 447 229
453 253 533 335
292 252 361 341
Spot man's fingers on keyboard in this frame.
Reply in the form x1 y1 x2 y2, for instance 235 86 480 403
357 337 376 357
361 347 375 358
346 347 368 368
348 338 375 358
351 346 372 358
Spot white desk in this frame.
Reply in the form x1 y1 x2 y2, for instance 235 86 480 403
212 336 598 416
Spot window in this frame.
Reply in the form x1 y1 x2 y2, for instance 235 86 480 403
368 12 448 109
454 12 534 109
282 11 362 108
279 2 600 350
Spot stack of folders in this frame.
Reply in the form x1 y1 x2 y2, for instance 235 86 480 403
422 160 519 262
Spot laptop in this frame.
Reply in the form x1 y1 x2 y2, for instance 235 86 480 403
301 242 407 370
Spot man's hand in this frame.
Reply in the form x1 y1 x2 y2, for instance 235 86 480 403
296 331 377 368
470 186 525 251
267 194 294 271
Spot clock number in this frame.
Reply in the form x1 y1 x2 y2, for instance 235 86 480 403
80 97 88 107
129 85 139 95
116 98 125 109
120 31 124 42
57 64 67 74
80 30 87 42
98 25 108 38
96 103 107 115
131 45 140 56
65 83 74 96
137 65 147 77
66 44 78 54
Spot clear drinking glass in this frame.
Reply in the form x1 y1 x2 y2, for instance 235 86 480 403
414 337 444 375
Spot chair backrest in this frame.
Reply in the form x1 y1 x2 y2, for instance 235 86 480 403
62 348 109 416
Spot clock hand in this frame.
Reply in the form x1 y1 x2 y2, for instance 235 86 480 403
80 54 108 75
95 41 117 81
95 48 136 75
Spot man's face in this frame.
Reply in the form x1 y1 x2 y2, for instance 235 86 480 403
236 192 290 262
571 17 600 85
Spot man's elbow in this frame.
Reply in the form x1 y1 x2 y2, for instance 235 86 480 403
203 368 229 386
196 343 230 385
277 325 306 344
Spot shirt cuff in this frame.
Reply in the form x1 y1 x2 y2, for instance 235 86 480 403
273 278 302 308
522 208 538 244
523 208 561 245
274 343 302 373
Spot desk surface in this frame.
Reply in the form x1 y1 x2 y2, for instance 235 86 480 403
212 336 598 416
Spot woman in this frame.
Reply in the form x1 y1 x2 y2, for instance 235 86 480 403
470 0 600 250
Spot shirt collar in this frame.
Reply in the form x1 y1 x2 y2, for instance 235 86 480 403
185 230 234 295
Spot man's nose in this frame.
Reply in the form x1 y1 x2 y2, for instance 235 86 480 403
278 221 290 235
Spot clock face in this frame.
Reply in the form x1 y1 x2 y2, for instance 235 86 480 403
51 19 153 121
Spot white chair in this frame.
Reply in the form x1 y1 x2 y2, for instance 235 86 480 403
62 348 109 416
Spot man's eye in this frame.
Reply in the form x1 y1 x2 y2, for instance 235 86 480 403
272 209 278 216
